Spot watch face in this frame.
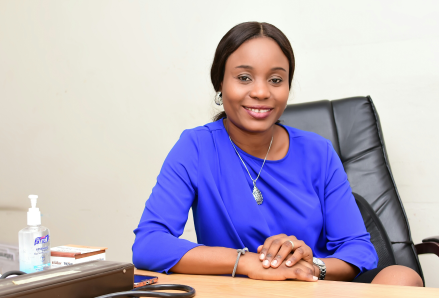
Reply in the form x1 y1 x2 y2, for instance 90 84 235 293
313 257 324 266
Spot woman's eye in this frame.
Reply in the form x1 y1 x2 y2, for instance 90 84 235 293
271 78 283 84
238 76 251 82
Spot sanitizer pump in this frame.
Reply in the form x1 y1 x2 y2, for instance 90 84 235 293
18 195 51 273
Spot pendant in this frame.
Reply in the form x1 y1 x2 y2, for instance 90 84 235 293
252 181 263 205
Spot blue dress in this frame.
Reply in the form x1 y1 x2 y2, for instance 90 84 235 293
133 119 378 274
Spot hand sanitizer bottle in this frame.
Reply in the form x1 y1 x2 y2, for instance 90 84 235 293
18 195 51 273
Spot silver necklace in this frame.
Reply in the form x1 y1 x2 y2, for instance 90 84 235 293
227 129 274 205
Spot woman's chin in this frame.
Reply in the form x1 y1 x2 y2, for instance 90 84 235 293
239 119 277 134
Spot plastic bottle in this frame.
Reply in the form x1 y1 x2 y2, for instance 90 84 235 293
18 195 51 273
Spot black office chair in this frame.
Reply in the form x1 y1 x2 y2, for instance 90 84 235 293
280 96 439 284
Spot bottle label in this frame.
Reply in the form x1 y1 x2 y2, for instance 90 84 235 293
21 236 51 273
34 235 50 245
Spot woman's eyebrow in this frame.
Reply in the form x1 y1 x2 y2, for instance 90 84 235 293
235 65 253 70
271 67 287 72
234 65 287 72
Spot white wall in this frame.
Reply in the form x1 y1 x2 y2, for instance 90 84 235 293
1 0 438 287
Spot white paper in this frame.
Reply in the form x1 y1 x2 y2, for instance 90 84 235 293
50 246 100 254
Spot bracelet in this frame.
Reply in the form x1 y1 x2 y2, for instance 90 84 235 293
232 247 248 277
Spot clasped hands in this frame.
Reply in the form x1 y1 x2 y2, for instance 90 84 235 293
239 234 318 281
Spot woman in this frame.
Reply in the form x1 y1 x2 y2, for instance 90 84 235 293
133 22 422 286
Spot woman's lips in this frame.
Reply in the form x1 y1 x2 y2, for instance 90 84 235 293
243 106 273 119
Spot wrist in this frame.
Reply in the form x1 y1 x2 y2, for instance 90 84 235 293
235 252 257 276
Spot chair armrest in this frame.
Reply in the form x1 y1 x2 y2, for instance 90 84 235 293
415 236 439 257
422 236 439 243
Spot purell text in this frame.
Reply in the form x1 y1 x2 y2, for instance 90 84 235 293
34 235 50 245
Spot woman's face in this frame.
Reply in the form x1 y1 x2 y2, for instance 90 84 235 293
221 37 290 133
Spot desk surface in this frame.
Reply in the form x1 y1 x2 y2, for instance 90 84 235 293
135 269 439 298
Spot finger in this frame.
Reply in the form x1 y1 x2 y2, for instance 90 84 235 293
259 234 286 261
285 246 303 267
257 245 263 253
289 266 317 282
285 241 313 267
293 242 313 265
263 238 286 268
300 245 314 264
269 240 295 268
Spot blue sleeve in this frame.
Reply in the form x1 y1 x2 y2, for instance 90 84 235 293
132 130 202 273
323 141 378 274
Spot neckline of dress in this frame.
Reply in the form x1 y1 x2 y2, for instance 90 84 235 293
220 119 292 164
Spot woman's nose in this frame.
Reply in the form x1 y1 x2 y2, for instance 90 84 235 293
249 80 270 100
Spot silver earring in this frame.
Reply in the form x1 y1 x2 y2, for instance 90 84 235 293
214 91 223 106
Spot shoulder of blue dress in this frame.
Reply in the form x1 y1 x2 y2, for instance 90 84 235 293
178 120 223 140
203 118 224 131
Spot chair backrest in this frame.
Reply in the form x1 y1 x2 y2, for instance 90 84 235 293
280 96 423 278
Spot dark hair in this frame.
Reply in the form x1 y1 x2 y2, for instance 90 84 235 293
211 22 295 121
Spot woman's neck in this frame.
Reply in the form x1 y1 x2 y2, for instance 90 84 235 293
224 118 277 160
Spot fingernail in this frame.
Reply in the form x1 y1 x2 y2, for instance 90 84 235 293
263 260 269 266
260 254 265 260
286 261 292 266
271 260 277 266
313 276 318 281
